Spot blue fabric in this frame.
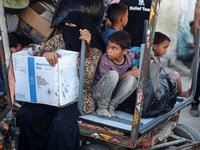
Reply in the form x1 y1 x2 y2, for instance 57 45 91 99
0 59 5 93
129 47 141 67
131 59 140 68
102 27 117 46
28 57 37 103
129 47 154 68
129 47 141 54
178 48 194 61
0 77 5 93
177 30 194 56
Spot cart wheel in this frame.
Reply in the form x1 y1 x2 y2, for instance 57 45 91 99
80 143 110 150
173 123 200 141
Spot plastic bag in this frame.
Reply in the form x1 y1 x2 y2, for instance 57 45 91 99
116 90 136 114
51 0 104 29
142 60 177 118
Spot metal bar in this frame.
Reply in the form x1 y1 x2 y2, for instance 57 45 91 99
149 139 187 150
78 40 86 115
0 0 11 69
190 28 200 98
138 44 145 81
143 20 148 44
136 43 145 89
130 0 160 147
0 0 13 121
139 99 192 134
170 141 200 150
169 134 192 143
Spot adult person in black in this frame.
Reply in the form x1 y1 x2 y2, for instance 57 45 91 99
120 0 152 47
190 0 200 117
17 11 106 150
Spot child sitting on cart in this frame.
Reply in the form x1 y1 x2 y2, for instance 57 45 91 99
8 32 40 54
92 31 139 117
153 32 189 98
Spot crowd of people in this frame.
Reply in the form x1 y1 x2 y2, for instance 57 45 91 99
0 0 199 149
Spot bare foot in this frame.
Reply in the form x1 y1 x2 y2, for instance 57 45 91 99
179 91 190 98
96 107 111 117
108 107 118 118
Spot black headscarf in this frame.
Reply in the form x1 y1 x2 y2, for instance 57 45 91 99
62 11 106 53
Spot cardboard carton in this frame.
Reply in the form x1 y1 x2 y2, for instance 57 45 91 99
12 49 79 107
18 3 54 44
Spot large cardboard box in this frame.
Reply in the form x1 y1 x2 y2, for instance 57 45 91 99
18 3 54 44
12 49 79 107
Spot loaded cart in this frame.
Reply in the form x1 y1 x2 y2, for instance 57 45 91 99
77 0 200 149
0 0 200 150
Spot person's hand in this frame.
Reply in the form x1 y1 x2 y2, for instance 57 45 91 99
79 29 91 44
42 52 62 67
151 54 157 62
130 67 139 78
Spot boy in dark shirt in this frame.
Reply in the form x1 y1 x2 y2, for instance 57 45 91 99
93 31 139 117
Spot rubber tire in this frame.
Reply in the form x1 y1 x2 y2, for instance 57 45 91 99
173 123 200 141
80 143 110 150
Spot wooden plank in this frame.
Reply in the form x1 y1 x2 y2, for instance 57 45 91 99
130 0 160 147
0 0 14 121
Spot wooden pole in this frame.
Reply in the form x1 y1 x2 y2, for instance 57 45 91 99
0 0 14 121
130 0 160 147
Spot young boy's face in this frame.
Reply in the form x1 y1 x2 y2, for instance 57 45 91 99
10 43 22 53
106 40 127 62
122 10 128 27
153 40 170 57
10 47 18 53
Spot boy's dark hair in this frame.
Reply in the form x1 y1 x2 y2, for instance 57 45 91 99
108 31 131 50
153 32 170 45
8 32 33 48
107 3 127 24
190 21 194 27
